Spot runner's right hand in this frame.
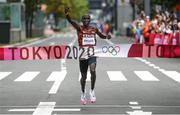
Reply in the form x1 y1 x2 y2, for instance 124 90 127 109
106 34 111 39
64 7 70 15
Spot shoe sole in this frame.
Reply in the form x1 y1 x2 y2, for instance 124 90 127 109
80 101 87 105
90 100 96 103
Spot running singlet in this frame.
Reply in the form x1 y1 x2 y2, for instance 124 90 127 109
78 26 97 59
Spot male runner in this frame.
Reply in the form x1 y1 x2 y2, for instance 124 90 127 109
64 7 111 105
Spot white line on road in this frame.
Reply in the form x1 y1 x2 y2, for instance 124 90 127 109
148 64 156 67
107 71 127 81
135 58 156 68
9 109 35 111
6 104 180 108
21 36 54 47
46 71 67 94
158 68 166 73
129 102 139 105
0 72 12 80
128 101 152 115
127 110 152 115
134 71 159 81
8 108 81 112
53 108 80 111
8 102 81 114
135 58 146 62
32 102 56 115
162 71 180 83
53 31 76 95
130 106 141 109
54 114 179 115
153 66 160 69
14 72 40 82
50 42 55 45
79 71 91 81
61 59 67 70
60 32 76 72
144 61 151 64
135 58 180 83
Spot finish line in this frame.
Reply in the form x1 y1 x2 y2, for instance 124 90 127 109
0 44 180 61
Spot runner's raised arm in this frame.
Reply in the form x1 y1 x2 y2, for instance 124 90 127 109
64 7 80 31
96 28 111 39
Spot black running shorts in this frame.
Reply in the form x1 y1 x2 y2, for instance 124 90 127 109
79 57 96 74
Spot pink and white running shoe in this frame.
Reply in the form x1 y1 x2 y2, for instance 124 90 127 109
89 90 96 103
80 92 87 105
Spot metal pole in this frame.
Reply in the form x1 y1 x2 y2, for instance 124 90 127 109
114 0 118 30
144 0 150 16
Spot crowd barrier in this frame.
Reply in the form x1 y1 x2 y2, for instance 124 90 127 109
148 32 180 46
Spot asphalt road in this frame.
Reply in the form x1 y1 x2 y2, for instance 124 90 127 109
0 30 180 115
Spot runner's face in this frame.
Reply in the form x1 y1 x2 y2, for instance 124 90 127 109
82 15 90 26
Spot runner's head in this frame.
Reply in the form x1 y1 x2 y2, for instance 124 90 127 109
82 14 90 27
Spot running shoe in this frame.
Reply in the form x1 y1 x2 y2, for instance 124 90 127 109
89 89 96 103
80 91 87 105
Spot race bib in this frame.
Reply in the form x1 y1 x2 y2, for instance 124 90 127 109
82 34 96 46
79 46 95 59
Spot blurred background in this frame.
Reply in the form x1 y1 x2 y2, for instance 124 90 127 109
0 0 179 45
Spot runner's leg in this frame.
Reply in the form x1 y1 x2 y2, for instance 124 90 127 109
88 57 97 90
89 57 97 103
79 59 88 93
90 63 96 90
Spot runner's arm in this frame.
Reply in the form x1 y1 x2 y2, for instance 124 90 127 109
96 28 111 39
64 7 80 31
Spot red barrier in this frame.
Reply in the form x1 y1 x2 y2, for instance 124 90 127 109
0 48 4 60
128 44 143 57
149 33 155 45
175 32 180 45
142 44 180 58
148 32 180 46
153 34 161 45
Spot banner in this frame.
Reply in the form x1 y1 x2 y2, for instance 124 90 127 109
0 44 180 61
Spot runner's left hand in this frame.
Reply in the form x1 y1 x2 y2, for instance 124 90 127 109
106 34 111 39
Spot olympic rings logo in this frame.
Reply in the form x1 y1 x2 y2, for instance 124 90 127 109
102 46 120 56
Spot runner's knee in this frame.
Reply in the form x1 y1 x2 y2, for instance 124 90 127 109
81 73 87 80
90 63 96 72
